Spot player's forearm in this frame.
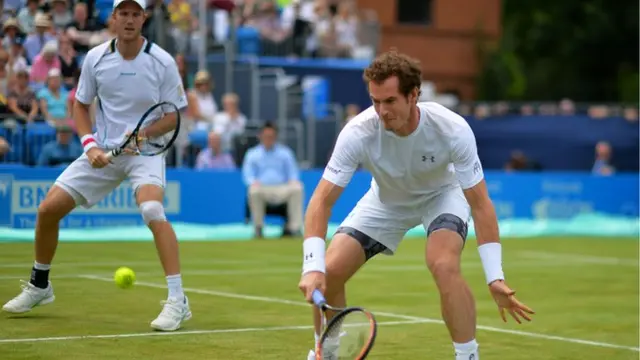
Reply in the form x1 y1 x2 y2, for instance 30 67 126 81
472 199 505 285
144 113 178 138
74 101 94 138
471 199 500 246
301 197 332 275
303 197 331 240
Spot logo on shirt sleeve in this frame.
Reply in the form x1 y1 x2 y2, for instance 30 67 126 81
326 165 342 175
473 161 481 174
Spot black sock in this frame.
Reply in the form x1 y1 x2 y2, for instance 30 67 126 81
30 267 50 289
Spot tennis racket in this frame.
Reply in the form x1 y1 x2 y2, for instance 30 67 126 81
105 101 181 160
312 289 377 360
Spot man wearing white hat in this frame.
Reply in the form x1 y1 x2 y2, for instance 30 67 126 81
23 12 56 62
2 0 192 332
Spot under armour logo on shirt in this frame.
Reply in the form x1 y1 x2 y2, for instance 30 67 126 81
422 155 435 162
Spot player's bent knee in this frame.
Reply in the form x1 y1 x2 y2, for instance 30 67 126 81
427 213 469 245
426 256 460 280
140 201 167 225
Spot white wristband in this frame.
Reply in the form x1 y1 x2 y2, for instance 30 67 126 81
81 134 97 153
302 237 326 275
478 242 505 285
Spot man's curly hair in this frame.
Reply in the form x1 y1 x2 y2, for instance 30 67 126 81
363 50 422 97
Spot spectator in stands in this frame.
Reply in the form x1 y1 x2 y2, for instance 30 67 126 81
87 17 117 47
57 33 78 89
214 92 247 152
37 124 82 167
51 0 73 32
504 150 541 172
195 132 236 170
7 68 39 123
332 0 358 57
520 104 535 116
17 0 41 35
248 0 292 56
8 36 28 74
0 136 9 159
24 13 56 63
38 68 69 127
592 141 615 176
345 103 359 123
168 0 197 54
242 122 303 238
0 49 9 102
2 18 23 51
280 0 316 57
66 1 104 54
66 69 80 120
144 0 175 53
623 106 638 122
558 98 576 115
174 53 192 89
30 40 61 85
187 70 218 130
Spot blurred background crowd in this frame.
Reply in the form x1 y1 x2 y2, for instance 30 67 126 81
0 0 637 178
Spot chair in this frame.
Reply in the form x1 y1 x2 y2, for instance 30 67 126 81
244 198 290 235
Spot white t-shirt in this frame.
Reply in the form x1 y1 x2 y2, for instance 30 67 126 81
75 39 188 149
323 102 484 207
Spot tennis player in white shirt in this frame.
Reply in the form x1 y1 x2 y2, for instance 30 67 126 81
2 0 192 332
298 51 535 359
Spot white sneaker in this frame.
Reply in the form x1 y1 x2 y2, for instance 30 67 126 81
2 280 55 313
150 296 192 331
455 352 479 360
306 345 339 360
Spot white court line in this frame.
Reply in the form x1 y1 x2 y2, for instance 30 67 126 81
0 259 264 268
79 275 640 352
0 319 425 344
519 251 639 267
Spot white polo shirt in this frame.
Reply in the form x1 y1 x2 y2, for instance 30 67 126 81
75 38 188 149
323 102 484 207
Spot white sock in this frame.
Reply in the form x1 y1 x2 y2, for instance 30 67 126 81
454 339 479 359
166 274 184 301
34 261 51 270
314 332 320 347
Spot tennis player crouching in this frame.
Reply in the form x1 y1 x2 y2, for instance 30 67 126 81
2 0 191 332
298 51 535 359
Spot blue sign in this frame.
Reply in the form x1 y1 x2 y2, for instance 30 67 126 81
0 166 637 228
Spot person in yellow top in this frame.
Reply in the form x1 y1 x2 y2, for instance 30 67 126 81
167 0 197 53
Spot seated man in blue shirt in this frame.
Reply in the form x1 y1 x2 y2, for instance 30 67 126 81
242 122 303 238
37 124 82 167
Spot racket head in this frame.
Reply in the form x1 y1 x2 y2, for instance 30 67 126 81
133 101 181 156
316 307 377 360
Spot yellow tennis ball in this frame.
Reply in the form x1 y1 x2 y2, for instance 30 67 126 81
114 267 136 289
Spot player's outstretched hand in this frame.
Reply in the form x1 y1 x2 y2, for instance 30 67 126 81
298 271 326 304
488 280 535 324
87 147 110 168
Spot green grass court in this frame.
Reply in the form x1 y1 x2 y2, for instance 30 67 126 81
0 237 638 359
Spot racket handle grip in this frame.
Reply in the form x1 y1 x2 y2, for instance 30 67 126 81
312 289 327 308
104 150 114 160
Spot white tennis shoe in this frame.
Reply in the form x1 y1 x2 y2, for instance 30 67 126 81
2 280 55 313
150 296 192 331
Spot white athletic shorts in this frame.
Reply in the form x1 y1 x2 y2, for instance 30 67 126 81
338 186 471 255
55 153 166 208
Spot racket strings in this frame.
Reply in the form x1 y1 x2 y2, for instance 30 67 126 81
134 103 178 155
321 311 372 359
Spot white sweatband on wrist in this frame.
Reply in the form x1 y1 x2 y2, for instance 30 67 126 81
478 242 505 284
81 134 97 153
302 237 326 275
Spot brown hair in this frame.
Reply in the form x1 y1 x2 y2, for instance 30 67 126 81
363 50 422 97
